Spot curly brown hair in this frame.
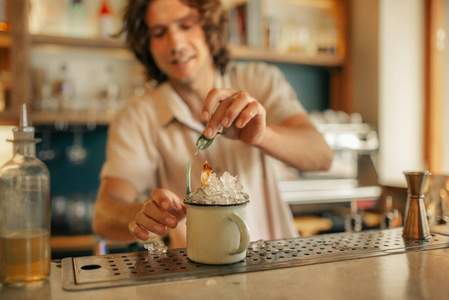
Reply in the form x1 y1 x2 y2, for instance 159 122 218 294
121 0 230 84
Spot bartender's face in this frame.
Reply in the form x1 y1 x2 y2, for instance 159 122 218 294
146 0 214 85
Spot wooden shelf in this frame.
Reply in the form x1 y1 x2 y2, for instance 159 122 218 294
0 32 11 48
0 110 19 125
51 234 129 252
31 34 126 49
229 45 345 67
1 76 10 90
30 35 344 67
31 111 115 125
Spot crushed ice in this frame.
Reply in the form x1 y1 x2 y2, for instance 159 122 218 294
250 239 267 255
252 239 266 251
185 171 249 205
144 242 167 256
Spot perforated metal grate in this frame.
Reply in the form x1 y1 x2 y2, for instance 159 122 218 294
62 228 449 291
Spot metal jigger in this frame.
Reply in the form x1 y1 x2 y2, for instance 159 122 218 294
402 171 431 240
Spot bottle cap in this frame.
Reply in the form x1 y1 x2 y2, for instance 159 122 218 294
99 0 112 16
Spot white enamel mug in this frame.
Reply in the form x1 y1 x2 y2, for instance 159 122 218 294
186 202 250 265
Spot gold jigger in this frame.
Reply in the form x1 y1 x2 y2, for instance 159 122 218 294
402 171 431 240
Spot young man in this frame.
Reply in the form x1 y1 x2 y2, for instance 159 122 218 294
92 0 333 248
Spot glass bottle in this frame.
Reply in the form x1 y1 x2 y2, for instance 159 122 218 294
0 104 51 287
98 0 114 39
0 0 10 32
345 201 363 232
380 196 395 229
67 0 87 37
52 63 75 112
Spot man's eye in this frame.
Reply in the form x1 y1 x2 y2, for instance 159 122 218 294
180 19 199 30
180 22 194 30
149 28 165 38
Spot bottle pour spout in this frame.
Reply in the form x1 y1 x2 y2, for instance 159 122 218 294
20 103 28 127
11 103 36 141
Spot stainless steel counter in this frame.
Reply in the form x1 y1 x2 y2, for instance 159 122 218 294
2 226 449 300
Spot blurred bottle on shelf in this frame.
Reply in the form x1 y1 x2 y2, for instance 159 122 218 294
29 0 67 36
67 0 87 37
345 201 363 232
52 63 75 112
380 196 395 229
98 0 114 39
287 15 318 56
30 68 47 112
0 79 5 112
96 64 120 116
317 16 337 54
379 195 402 229
0 71 9 111
266 18 280 51
438 188 448 225
0 0 10 32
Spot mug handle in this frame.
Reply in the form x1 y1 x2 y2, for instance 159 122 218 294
228 213 250 255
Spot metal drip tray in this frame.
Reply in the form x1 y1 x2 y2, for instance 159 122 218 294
62 228 449 291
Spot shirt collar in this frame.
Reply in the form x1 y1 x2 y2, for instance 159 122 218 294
156 71 224 133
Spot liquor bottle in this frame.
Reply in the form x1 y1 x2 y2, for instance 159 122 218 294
0 104 51 287
0 0 10 32
380 196 395 229
345 201 363 232
98 0 114 39
52 63 75 112
67 0 87 37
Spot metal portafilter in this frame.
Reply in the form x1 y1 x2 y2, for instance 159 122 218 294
402 171 431 240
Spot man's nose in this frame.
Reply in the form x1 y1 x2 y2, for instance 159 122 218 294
166 27 185 54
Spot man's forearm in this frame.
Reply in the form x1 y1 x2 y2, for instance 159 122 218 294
92 195 143 243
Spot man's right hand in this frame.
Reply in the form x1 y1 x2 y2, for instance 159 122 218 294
128 189 187 241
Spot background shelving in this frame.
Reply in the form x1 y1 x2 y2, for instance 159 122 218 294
229 45 344 67
1 0 350 126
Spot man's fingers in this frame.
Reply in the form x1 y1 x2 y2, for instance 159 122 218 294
136 208 169 234
202 90 264 140
171 199 187 220
220 91 255 128
128 221 159 241
201 88 238 122
203 98 234 139
235 101 264 128
151 189 186 218
142 199 178 229
150 189 174 211
128 189 187 242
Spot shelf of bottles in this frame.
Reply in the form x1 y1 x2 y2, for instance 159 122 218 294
29 0 344 64
0 0 347 125
226 0 345 66
31 34 125 49
23 0 140 125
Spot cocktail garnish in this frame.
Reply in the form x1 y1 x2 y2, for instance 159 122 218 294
186 128 230 195
200 161 213 187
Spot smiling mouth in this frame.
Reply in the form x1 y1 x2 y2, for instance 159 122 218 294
172 55 194 65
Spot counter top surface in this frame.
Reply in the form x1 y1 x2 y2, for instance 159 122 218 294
2 228 449 300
